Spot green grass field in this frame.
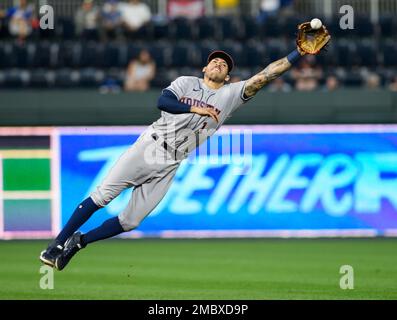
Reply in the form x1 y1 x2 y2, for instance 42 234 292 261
0 238 396 300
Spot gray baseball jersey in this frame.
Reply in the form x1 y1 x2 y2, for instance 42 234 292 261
90 76 251 231
151 76 251 155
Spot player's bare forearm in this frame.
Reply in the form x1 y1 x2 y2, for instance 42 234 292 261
244 47 306 98
244 57 292 98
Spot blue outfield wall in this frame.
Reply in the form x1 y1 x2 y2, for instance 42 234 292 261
59 125 397 238
59 126 397 237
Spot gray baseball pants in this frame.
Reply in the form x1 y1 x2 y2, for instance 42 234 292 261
90 127 181 231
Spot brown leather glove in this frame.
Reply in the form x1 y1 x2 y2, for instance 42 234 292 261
296 22 331 55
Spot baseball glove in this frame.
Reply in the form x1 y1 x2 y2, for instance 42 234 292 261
296 22 331 55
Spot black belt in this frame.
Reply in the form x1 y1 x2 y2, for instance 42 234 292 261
151 133 187 160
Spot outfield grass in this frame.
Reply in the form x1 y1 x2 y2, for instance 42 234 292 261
0 238 396 300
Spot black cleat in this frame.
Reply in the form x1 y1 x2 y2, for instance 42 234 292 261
55 232 86 271
39 240 64 268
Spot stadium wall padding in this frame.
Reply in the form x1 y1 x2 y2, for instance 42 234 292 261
0 89 396 126
1 125 397 239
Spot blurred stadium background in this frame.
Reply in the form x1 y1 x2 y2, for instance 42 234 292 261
0 0 397 300
0 0 397 94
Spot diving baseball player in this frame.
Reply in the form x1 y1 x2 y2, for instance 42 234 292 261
40 23 330 270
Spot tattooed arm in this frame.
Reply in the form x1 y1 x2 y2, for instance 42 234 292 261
244 49 305 98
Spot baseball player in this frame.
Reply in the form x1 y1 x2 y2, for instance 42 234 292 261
40 23 330 271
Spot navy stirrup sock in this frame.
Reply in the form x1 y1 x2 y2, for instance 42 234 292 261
56 197 99 245
81 217 125 246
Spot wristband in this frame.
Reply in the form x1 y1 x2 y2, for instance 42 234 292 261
287 49 302 65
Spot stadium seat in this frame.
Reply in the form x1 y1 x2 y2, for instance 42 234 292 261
265 39 286 61
0 70 4 87
125 42 146 64
282 16 302 37
241 42 265 67
151 68 178 88
32 42 55 68
153 20 171 40
9 42 30 68
0 18 10 39
127 22 154 40
169 17 195 40
147 42 169 68
215 16 241 40
38 28 54 40
0 42 12 68
379 15 395 38
102 43 122 68
343 70 364 87
197 17 217 40
79 42 104 68
169 42 194 67
58 41 80 68
30 69 53 88
79 68 105 87
56 17 75 40
54 69 80 88
355 16 374 37
378 66 397 84
1 69 28 88
357 41 378 67
382 41 397 66
0 44 4 68
336 40 358 67
241 16 259 40
260 16 281 38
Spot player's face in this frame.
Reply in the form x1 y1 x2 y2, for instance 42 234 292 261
204 58 229 83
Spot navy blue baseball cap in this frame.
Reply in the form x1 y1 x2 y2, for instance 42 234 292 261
207 50 234 73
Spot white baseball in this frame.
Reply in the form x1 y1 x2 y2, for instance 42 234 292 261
310 18 322 30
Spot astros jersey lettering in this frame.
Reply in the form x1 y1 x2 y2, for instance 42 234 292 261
151 76 251 154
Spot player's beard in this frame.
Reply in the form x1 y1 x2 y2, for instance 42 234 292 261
206 70 226 84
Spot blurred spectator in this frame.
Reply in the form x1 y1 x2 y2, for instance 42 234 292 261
257 0 280 23
292 57 322 91
280 0 294 15
124 49 156 92
0 0 36 43
388 76 397 92
167 0 204 19
268 77 292 92
101 0 122 39
119 0 151 33
214 0 240 16
75 0 100 40
365 73 381 90
257 0 294 23
323 75 340 91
